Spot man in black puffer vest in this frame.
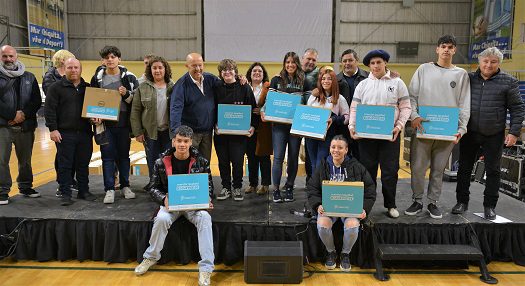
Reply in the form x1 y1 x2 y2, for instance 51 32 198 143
0 45 42 205
453 47 525 220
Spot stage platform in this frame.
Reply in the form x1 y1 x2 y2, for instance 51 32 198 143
1 176 524 268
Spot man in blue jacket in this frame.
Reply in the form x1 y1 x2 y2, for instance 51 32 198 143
0 45 41 205
170 53 220 161
452 47 525 220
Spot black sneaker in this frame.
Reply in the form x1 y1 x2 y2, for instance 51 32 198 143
404 201 423 216
340 252 351 271
283 186 294 202
20 188 41 198
428 203 442 219
55 189 63 198
272 189 283 203
77 191 97 201
451 202 468 214
60 196 74 206
325 251 337 270
0 195 9 205
70 184 79 192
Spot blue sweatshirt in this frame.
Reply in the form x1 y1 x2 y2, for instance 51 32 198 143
170 72 220 134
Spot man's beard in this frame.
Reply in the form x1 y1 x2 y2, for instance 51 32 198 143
3 62 16 70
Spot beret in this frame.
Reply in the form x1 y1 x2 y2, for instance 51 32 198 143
363 49 390 66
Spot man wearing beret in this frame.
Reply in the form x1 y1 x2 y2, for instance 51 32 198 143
404 35 471 219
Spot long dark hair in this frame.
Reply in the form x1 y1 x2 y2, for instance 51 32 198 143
246 62 269 83
145 56 172 83
279 52 304 89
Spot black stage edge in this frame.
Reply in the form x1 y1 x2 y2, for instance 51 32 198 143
1 176 525 268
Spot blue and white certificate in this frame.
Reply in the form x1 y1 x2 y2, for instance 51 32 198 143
322 181 364 217
217 104 251 135
168 173 210 211
417 106 459 141
264 90 302 124
290 105 331 139
355 104 395 140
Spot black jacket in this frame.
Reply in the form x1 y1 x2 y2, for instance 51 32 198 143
336 68 369 104
468 69 524 136
42 66 62 95
45 77 92 133
307 155 376 215
214 80 258 129
149 146 214 206
0 71 41 131
90 65 139 128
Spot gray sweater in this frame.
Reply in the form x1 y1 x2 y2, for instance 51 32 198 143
408 63 471 136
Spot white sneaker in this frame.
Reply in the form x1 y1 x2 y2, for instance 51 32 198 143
134 258 157 275
104 190 115 204
387 208 399 218
121 187 136 199
198 271 212 286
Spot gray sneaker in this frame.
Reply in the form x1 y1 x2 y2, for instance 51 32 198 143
233 188 244 201
134 258 156 275
217 188 231 200
198 271 212 286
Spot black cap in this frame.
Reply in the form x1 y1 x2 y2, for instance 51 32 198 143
363 49 390 66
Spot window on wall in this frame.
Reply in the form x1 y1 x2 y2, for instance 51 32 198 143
203 0 333 62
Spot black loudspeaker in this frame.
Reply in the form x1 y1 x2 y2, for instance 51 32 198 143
244 240 303 284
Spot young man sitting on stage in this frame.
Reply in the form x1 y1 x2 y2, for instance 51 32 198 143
307 135 376 271
135 125 215 286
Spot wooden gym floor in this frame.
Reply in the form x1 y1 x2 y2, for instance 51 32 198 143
1 119 524 286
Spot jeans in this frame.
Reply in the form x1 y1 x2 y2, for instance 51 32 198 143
271 123 301 189
455 131 504 208
144 130 171 179
192 132 213 162
410 135 455 204
246 132 271 186
56 131 93 197
144 207 215 273
214 134 247 189
358 137 400 208
0 127 34 196
317 216 359 254
100 126 131 191
305 137 331 173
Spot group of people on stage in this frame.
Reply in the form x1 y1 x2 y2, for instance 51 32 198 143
1 33 523 285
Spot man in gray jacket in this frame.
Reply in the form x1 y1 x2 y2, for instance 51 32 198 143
452 47 525 220
405 35 471 219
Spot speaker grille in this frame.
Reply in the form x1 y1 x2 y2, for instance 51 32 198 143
260 261 288 276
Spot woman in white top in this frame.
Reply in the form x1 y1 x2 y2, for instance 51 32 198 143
305 67 349 172
348 49 411 219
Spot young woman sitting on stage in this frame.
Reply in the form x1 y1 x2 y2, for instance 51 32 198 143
306 135 376 271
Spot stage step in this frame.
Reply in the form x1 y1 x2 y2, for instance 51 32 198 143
378 244 482 260
373 241 498 284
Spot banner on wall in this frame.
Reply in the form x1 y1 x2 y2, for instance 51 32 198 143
27 0 65 53
469 0 514 60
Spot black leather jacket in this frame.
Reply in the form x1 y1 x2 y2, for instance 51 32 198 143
148 146 214 206
468 69 524 136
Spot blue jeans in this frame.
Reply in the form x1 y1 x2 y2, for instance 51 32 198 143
305 137 331 173
271 124 301 189
100 126 131 191
144 130 171 178
144 207 215 273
